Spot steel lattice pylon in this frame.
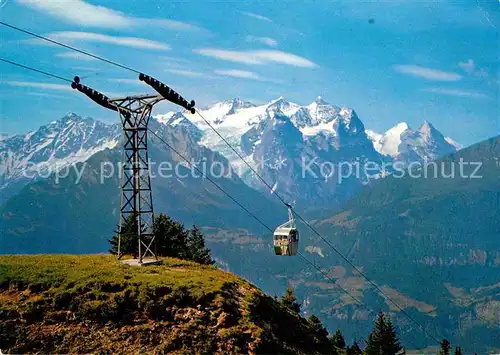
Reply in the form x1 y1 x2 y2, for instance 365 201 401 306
109 94 164 263
71 74 195 265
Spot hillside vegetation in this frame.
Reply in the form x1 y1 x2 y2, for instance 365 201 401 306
0 255 330 354
308 136 500 350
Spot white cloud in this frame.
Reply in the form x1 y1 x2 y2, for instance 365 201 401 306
246 35 277 47
160 56 192 64
3 81 72 91
214 69 282 83
241 11 273 23
16 0 203 31
458 59 475 74
165 69 212 78
214 69 261 80
422 87 489 98
194 48 318 68
47 32 170 51
72 66 99 72
56 51 97 61
393 65 462 81
458 59 489 78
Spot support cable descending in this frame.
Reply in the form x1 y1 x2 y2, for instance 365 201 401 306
0 57 72 82
0 21 141 74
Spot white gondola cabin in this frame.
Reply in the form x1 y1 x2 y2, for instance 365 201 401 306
273 204 299 256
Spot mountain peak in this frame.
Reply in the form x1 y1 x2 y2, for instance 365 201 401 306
314 96 328 105
63 112 81 119
267 97 300 116
225 98 255 115
419 120 435 133
418 120 445 142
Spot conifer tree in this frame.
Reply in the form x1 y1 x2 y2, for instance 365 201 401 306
364 333 379 355
454 347 463 355
381 318 403 354
331 329 346 349
154 213 189 258
109 213 214 265
306 314 330 353
365 312 403 355
438 339 451 355
186 225 214 265
308 314 329 339
346 340 362 355
280 287 301 314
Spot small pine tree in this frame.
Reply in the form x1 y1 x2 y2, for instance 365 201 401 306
308 314 329 339
438 339 451 355
381 318 403 354
454 347 463 355
280 287 301 314
307 314 330 353
364 333 380 355
154 213 189 258
186 225 214 265
331 329 346 349
346 341 362 355
365 312 403 355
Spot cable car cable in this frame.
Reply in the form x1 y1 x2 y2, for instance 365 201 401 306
0 57 72 83
0 21 141 74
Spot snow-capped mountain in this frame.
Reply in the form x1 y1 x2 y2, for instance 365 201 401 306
157 97 385 204
0 96 460 207
0 113 121 202
367 121 458 164
154 96 459 204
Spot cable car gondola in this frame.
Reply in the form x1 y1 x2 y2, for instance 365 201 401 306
273 203 298 256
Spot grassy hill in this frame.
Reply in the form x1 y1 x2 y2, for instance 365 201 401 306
0 255 331 354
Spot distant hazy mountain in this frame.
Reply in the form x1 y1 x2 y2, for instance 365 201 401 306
0 113 121 203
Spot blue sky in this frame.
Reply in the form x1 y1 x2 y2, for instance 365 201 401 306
0 0 498 146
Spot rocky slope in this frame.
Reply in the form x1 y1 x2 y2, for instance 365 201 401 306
0 255 333 354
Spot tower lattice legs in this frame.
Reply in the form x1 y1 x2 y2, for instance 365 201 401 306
113 97 161 263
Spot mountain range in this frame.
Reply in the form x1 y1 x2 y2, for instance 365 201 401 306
0 96 459 206
1 97 497 352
